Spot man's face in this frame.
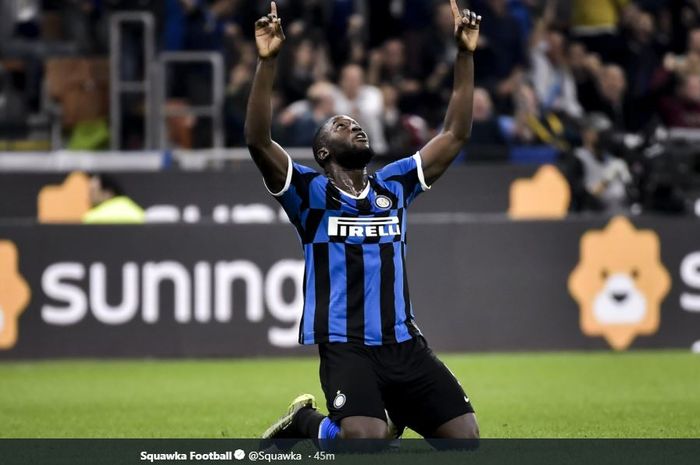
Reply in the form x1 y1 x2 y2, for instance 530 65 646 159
689 29 700 54
89 176 106 206
473 88 493 121
602 66 627 97
683 75 700 103
295 40 314 68
635 13 654 41
517 84 539 114
582 128 601 154
322 116 373 169
383 40 405 71
308 83 335 117
568 43 587 69
340 66 364 99
547 31 566 64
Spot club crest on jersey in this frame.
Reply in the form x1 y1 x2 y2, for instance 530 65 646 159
328 217 401 238
375 195 392 210
333 391 346 409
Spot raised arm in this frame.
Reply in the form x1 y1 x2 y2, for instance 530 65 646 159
419 0 481 185
244 2 290 193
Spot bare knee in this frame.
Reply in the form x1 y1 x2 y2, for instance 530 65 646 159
340 417 389 439
433 413 480 439
464 416 480 439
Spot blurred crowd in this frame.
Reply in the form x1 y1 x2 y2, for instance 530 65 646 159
2 0 700 212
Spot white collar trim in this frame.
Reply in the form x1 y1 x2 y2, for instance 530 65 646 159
333 181 371 200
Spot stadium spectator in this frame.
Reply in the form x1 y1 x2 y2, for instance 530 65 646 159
333 64 388 154
662 27 700 78
529 0 583 120
473 0 527 112
83 174 146 224
368 38 422 114
400 0 437 57
0 62 33 148
570 0 630 62
469 87 507 147
568 42 604 112
659 74 700 128
653 26 700 113
224 42 257 146
277 82 337 147
414 1 460 126
620 9 666 130
0 64 28 131
35 1 104 53
162 0 200 52
668 0 700 52
318 0 369 68
573 114 633 212
184 0 238 53
0 1 80 113
6 0 700 160
622 10 665 98
277 37 330 106
530 27 584 120
587 65 635 132
508 82 570 151
506 0 538 46
380 83 430 157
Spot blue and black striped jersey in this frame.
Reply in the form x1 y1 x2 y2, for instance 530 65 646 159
267 153 431 346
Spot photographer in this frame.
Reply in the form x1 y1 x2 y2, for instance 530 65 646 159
573 113 633 212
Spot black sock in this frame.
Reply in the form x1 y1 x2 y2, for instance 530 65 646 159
292 407 326 439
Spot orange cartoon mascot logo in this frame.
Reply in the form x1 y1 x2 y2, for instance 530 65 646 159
568 217 671 350
0 241 31 350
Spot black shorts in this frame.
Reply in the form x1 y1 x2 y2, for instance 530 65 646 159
318 336 474 437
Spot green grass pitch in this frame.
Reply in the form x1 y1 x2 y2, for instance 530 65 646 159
0 351 698 438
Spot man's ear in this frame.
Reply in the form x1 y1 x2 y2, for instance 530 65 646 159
317 147 330 163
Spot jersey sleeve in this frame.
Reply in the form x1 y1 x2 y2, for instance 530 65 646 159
263 154 318 222
374 152 431 207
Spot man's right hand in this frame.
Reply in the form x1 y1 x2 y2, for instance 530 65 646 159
255 2 285 59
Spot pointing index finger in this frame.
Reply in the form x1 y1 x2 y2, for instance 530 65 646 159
271 1 277 17
450 0 462 22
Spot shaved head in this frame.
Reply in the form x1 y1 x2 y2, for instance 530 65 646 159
312 119 333 165
312 115 374 170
